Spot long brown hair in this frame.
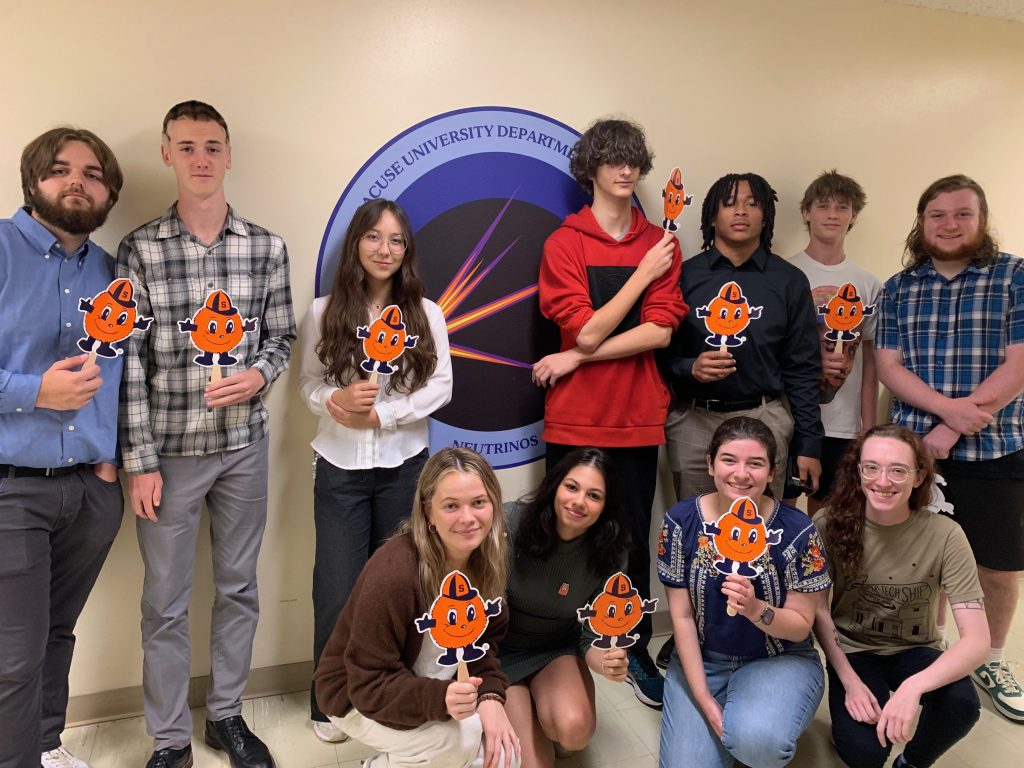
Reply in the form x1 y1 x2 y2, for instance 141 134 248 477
823 425 935 581
399 447 509 602
21 127 123 208
316 199 437 393
903 174 998 271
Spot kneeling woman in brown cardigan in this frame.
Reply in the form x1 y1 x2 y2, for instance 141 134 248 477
314 447 520 768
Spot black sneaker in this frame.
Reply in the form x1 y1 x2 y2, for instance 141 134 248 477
625 647 664 709
144 745 193 768
205 716 274 768
656 636 675 670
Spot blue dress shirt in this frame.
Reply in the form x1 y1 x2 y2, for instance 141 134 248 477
0 208 122 467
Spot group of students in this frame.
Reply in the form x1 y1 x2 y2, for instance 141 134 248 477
2 104 1022 768
300 116 1022 768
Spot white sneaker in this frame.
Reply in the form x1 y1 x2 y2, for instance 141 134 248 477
41 747 89 768
312 719 349 743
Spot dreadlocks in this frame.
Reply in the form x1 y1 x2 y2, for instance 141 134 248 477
700 173 778 251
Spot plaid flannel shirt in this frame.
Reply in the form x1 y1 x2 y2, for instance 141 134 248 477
116 205 296 474
876 252 1024 462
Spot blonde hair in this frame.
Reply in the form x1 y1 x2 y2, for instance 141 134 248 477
399 447 508 602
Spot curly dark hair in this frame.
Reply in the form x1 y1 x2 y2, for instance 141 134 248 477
700 173 778 252
822 424 935 582
316 199 438 394
514 447 630 576
569 118 653 196
903 174 998 271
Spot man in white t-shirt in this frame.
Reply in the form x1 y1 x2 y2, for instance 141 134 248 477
788 171 881 513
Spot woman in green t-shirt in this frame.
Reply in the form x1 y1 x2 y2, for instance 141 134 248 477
813 425 989 768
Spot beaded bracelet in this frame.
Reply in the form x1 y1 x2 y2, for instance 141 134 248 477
477 692 505 705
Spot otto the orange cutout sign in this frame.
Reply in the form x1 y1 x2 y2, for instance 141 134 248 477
661 167 693 232
415 570 503 667
577 572 657 650
695 281 762 351
178 290 258 378
356 304 418 385
817 282 875 355
703 496 782 579
77 279 152 363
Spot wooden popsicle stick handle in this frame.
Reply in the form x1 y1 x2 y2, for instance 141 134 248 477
369 370 379 386
86 349 98 367
457 660 470 683
211 364 222 382
835 337 844 356
726 606 738 617
719 342 727 354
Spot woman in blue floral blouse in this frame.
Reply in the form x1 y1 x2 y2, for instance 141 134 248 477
657 416 831 768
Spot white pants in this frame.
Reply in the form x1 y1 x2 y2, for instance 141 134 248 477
332 708 520 768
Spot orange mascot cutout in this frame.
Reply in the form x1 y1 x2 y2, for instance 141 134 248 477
357 304 418 377
577 572 657 649
415 570 502 666
178 289 258 368
661 167 693 232
77 279 152 360
695 281 762 349
703 496 782 579
817 282 875 354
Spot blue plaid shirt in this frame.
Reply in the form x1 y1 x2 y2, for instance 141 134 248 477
877 253 1024 461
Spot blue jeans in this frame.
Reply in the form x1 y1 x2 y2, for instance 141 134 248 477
660 641 824 768
309 450 427 720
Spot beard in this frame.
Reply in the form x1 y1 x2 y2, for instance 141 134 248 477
922 229 988 263
28 187 110 236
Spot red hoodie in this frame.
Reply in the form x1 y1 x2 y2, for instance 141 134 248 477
539 205 688 447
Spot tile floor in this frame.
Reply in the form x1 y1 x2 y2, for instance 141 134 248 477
62 619 1024 768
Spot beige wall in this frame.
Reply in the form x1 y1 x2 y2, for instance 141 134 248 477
2 0 1022 697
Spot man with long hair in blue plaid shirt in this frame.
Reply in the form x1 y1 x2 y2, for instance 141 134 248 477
877 174 1024 725
117 101 296 768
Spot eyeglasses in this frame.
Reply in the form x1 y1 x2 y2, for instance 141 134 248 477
361 231 407 255
857 463 916 484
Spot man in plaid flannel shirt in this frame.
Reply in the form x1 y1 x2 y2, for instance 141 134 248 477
877 174 1024 724
117 101 295 768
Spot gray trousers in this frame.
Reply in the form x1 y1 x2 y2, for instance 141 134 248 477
0 468 123 768
138 437 268 750
664 397 795 501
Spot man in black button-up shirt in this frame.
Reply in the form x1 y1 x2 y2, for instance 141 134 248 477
658 173 823 501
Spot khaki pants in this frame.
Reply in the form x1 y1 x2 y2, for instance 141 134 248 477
664 397 794 501
333 707 520 768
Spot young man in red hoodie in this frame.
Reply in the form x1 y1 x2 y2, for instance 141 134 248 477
532 118 688 708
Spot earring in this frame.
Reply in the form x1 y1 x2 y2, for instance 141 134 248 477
427 521 437 533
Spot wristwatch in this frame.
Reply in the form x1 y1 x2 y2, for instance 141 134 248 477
756 603 775 626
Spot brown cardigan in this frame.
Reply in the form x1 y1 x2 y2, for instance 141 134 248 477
314 533 509 730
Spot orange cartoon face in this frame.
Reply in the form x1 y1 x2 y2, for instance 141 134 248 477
663 167 686 221
179 290 258 359
425 591 489 650
84 291 139 343
703 497 783 572
821 284 865 333
702 281 756 337
415 570 502 664
588 590 643 638
191 305 244 354
714 509 768 564
358 304 418 367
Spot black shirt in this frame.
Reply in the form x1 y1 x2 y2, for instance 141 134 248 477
658 246 824 457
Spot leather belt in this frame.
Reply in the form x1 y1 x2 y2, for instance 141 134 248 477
1 463 81 479
690 395 778 413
